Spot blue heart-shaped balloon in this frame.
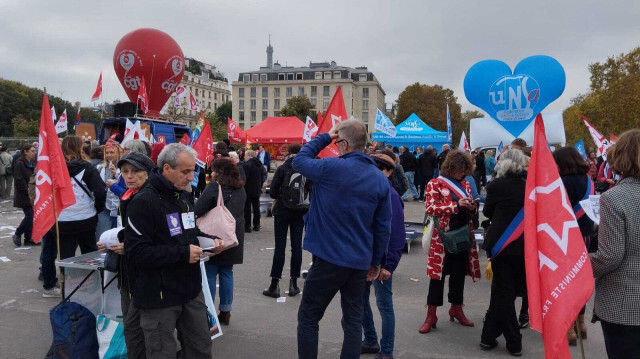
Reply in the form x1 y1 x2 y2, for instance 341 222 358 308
463 55 565 137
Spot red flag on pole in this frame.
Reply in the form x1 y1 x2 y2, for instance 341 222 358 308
137 77 149 114
582 116 611 160
91 72 102 101
317 87 347 158
179 133 191 145
524 114 594 359
32 94 76 242
192 120 213 168
76 107 81 122
228 118 247 144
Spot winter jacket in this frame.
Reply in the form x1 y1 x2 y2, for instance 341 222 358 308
485 156 496 176
436 149 450 169
392 163 409 196
293 133 391 270
383 180 405 273
269 155 309 216
58 159 106 222
474 153 486 176
97 163 121 217
194 181 246 266
243 157 263 198
12 156 34 209
400 151 417 172
0 151 12 176
561 174 594 238
124 170 202 309
258 150 271 170
418 151 437 178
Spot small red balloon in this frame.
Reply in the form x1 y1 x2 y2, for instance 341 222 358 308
113 28 184 117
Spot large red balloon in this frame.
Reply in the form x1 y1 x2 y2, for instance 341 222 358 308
113 28 184 117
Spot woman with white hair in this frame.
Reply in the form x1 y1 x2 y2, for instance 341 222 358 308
479 149 528 356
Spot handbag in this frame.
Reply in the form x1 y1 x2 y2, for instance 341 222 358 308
196 183 239 253
434 217 472 255
96 315 127 359
421 214 435 251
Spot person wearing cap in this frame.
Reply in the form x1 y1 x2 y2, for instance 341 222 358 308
97 151 155 359
361 149 406 359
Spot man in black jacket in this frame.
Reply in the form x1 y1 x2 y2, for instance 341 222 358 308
417 145 437 200
399 146 419 201
243 149 263 232
125 143 211 359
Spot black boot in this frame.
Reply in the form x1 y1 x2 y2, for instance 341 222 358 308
262 278 280 298
288 278 300 297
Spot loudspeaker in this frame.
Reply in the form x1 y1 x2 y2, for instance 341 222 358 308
114 102 141 117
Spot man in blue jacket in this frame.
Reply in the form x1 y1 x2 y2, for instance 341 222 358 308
293 119 392 359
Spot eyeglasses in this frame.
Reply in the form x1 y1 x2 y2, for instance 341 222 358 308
335 139 348 146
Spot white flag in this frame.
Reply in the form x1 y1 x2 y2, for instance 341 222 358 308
51 106 57 122
303 116 319 142
160 101 169 115
55 109 68 134
374 109 397 137
174 85 187 107
582 116 612 160
458 131 470 152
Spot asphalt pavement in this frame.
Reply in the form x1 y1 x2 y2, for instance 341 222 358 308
0 195 607 359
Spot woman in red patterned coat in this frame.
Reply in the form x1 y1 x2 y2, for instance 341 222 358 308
419 150 482 334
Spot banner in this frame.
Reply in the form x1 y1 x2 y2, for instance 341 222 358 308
524 114 594 359
303 116 319 143
32 94 76 241
374 109 396 137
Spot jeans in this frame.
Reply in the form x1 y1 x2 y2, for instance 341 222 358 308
362 275 395 355
244 196 260 229
95 209 117 242
16 207 33 240
41 231 58 290
601 320 640 359
402 171 419 200
270 211 304 279
427 250 468 306
204 263 234 312
298 256 367 359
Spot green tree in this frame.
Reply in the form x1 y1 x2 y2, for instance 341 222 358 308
395 82 463 142
206 112 227 141
12 115 39 137
280 96 313 122
214 101 232 124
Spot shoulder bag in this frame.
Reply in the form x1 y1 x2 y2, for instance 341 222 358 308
195 183 239 253
433 216 472 255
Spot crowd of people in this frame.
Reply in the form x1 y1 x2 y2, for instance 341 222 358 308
2 121 639 358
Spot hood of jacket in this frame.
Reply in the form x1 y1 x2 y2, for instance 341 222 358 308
66 159 93 176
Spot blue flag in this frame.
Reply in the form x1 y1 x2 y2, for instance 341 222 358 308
496 141 504 158
374 109 397 137
446 104 452 145
574 139 587 160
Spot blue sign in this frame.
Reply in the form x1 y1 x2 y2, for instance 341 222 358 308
574 139 587 160
463 55 565 137
446 104 452 145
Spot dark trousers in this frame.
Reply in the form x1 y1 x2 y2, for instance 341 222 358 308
16 207 33 240
270 211 304 279
481 255 525 352
298 256 367 359
121 288 146 359
244 196 260 229
601 320 640 359
58 216 98 260
417 173 429 200
40 230 58 290
427 251 468 306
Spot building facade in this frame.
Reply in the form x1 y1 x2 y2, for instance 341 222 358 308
231 43 385 133
165 58 231 128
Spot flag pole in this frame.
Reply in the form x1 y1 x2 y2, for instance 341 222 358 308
576 322 586 359
51 186 65 301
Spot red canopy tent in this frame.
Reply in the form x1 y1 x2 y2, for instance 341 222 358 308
245 117 305 160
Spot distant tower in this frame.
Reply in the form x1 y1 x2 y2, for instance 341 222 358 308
266 35 273 68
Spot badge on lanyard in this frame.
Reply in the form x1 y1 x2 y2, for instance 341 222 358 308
166 213 183 236
181 212 195 229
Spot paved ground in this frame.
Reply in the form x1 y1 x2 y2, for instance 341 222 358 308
0 195 607 359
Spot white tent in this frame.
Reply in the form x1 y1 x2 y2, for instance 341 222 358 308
469 113 566 149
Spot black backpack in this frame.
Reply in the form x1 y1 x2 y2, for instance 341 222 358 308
280 167 311 210
46 301 99 359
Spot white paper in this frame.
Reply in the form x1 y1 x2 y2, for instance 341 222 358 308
98 227 122 250
198 236 216 250
277 297 286 303
579 195 601 225
0 257 11 262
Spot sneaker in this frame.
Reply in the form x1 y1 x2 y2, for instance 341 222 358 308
12 234 21 247
42 287 61 298
518 313 529 329
361 342 380 354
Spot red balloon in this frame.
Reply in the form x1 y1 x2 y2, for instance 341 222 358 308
113 28 184 117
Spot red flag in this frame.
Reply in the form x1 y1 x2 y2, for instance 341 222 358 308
137 77 149 114
32 95 76 241
317 87 347 158
91 72 102 101
524 114 594 359
192 120 213 168
76 107 81 122
609 133 618 144
582 116 611 160
179 133 191 145
228 118 247 144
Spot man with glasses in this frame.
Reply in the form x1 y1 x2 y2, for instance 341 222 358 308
293 119 392 359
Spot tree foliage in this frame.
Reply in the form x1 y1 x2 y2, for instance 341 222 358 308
280 96 313 122
395 83 464 143
205 112 227 142
214 101 232 124
563 47 640 147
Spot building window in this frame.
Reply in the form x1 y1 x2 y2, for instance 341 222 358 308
207 102 211 109
286 87 292 97
260 74 267 82
239 100 244 109
315 72 322 80
323 98 329 110
214 103 217 110
262 99 268 109
310 86 317 97
252 74 258 82
323 86 330 97
296 73 303 80
239 88 244 98
251 111 256 122
324 71 332 79
298 86 304 96
208 92 211 99
365 123 369 133
274 111 281 117
287 73 294 80
359 74 367 81
195 89 198 96
362 112 369 122
239 111 245 121
243 74 250 82
274 99 280 109
311 98 317 108
262 87 268 97
363 88 369 98
250 99 256 109
250 87 256 97
262 111 268 120
274 87 280 97
363 100 369 110
278 73 285 80
214 93 218 100
333 71 341 79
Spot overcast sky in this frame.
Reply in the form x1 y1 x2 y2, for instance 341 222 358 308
1 0 639 117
